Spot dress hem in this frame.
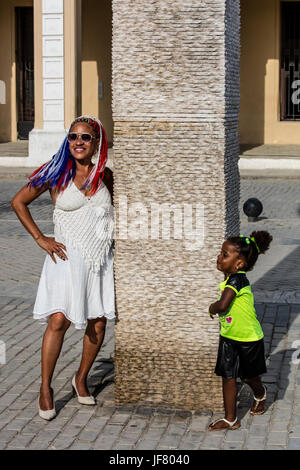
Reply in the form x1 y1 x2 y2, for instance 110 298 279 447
33 307 115 330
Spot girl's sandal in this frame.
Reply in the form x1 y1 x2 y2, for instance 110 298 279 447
208 417 240 431
250 385 267 415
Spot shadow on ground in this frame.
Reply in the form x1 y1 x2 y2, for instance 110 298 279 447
55 358 114 415
235 242 300 422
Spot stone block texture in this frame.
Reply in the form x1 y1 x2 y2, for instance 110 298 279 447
112 0 240 411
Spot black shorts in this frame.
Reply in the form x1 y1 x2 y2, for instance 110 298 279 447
215 335 267 379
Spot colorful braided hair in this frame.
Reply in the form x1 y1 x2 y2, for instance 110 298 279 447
227 231 273 271
27 115 108 196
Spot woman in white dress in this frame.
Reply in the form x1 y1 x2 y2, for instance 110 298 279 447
11 116 115 420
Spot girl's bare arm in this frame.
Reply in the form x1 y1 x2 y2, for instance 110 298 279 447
209 287 236 315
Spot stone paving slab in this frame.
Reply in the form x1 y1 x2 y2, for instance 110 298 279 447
0 304 298 451
0 142 29 157
0 175 299 449
240 144 300 157
0 301 299 450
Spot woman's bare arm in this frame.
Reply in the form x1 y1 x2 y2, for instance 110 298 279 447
11 184 48 240
11 184 67 263
103 167 114 205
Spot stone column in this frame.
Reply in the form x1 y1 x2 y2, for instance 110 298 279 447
64 0 81 128
112 0 240 411
29 0 80 166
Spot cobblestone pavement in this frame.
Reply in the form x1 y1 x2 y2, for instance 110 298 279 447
0 175 300 450
240 179 300 304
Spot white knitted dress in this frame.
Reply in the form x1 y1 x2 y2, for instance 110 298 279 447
33 179 115 329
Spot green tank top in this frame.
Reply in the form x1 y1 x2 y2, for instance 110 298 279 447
218 271 264 342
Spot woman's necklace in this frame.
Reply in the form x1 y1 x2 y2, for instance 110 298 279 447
75 163 94 198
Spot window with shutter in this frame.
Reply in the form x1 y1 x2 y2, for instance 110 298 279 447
281 1 300 120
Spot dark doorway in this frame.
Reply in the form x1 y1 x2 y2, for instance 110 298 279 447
15 7 34 140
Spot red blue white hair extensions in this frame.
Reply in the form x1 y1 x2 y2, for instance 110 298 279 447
28 115 108 196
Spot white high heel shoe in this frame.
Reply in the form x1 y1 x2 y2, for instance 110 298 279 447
72 375 96 405
38 389 56 420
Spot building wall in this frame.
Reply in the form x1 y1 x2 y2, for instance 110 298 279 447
240 0 300 145
0 0 13 141
0 0 33 142
81 0 113 143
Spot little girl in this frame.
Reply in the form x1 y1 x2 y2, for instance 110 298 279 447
208 230 273 431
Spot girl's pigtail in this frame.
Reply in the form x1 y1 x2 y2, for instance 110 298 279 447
249 231 273 255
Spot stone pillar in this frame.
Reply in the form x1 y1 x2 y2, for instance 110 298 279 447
113 0 240 411
64 0 82 128
29 0 80 166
